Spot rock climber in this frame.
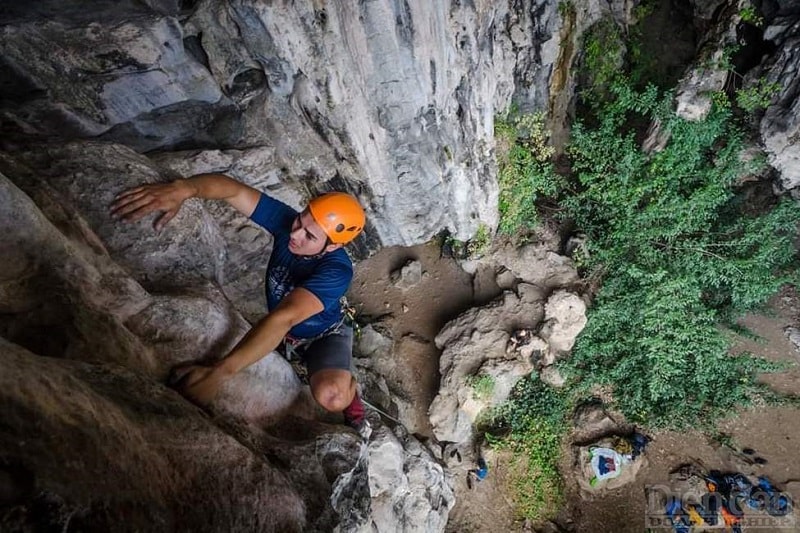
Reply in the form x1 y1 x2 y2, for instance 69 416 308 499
109 173 368 433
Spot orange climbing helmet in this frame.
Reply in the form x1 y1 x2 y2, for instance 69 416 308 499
308 192 365 244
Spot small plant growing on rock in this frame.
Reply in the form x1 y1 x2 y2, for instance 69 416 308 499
710 89 732 110
736 78 781 113
739 6 764 27
441 225 493 259
632 0 655 22
467 373 495 400
557 1 574 18
466 223 492 257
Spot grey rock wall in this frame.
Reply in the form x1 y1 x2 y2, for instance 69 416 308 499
0 0 603 248
760 10 800 192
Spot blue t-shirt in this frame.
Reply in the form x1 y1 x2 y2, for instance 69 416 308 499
249 193 353 339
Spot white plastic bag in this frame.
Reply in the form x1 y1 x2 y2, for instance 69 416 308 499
589 447 623 485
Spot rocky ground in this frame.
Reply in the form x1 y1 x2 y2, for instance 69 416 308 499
349 242 800 533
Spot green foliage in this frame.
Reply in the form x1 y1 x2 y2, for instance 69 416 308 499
467 223 492 257
739 6 764 27
490 28 799 520
467 373 496 400
580 17 626 104
442 223 494 259
495 112 563 235
633 1 655 21
488 376 569 521
443 145 453 161
627 39 658 90
711 90 731 110
736 78 781 113
559 79 800 428
701 45 741 72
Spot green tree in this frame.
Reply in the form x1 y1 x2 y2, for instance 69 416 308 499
561 80 799 427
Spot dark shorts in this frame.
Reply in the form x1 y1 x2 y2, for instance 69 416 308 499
284 323 353 378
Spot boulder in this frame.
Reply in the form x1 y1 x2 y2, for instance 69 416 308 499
356 425 455 532
540 290 588 356
429 284 546 443
390 259 425 291
491 239 579 291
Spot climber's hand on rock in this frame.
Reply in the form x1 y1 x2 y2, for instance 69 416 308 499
170 364 228 406
110 180 194 231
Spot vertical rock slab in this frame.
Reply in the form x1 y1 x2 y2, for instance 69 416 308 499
760 12 800 193
2 142 227 291
0 149 300 424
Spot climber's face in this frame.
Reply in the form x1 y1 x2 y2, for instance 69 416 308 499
288 209 329 256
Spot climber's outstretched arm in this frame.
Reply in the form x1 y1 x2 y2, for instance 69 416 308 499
172 287 324 406
110 173 260 230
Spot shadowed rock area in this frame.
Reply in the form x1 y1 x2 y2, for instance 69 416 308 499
0 339 308 532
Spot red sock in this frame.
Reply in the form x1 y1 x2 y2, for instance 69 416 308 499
343 391 365 425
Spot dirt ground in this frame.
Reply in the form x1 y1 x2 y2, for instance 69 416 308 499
348 240 483 437
349 242 800 533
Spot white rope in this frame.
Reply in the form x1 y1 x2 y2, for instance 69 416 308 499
361 397 402 425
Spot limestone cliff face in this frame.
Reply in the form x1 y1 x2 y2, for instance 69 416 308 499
2 1 798 243
0 0 571 247
759 6 800 193
0 155 453 532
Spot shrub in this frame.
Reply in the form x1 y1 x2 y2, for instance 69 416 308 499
495 112 563 235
